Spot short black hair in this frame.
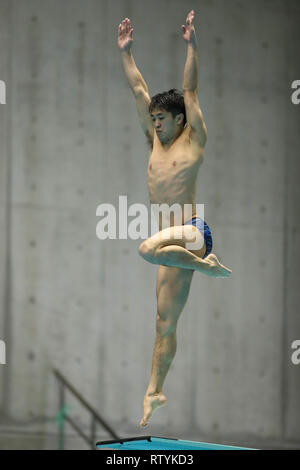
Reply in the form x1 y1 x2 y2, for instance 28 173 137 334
149 89 186 126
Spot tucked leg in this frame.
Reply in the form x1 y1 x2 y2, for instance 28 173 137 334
138 225 231 277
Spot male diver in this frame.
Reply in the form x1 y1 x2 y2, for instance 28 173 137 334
118 10 232 427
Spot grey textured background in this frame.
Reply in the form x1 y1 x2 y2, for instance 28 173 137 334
0 0 299 449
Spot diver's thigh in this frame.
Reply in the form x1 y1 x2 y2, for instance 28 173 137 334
156 265 194 318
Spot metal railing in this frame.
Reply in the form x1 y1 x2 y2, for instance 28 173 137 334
53 368 120 449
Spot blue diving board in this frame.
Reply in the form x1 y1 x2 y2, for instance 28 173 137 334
96 436 256 450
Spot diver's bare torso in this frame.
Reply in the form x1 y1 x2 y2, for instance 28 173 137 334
147 125 204 229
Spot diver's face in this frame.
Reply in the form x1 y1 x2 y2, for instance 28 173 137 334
151 109 177 142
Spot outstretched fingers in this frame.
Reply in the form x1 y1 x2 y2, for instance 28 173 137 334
186 10 195 26
124 17 129 33
119 17 133 34
118 18 133 39
181 10 195 39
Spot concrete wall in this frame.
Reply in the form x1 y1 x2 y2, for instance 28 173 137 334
0 0 299 449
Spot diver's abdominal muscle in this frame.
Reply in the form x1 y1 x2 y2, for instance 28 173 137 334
147 156 200 208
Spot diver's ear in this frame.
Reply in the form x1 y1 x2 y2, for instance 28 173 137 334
176 113 184 126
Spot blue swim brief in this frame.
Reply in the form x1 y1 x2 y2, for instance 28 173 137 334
184 217 213 259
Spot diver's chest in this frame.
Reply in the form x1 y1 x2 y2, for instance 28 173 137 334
148 153 189 176
147 152 199 193
149 139 200 172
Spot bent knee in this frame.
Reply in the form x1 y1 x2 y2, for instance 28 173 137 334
138 239 156 262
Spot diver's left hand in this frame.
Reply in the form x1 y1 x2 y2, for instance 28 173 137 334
181 10 196 44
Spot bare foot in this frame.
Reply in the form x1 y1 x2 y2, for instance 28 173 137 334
139 392 167 427
205 253 232 278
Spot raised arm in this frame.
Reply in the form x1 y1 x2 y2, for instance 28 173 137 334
181 10 207 147
118 18 154 146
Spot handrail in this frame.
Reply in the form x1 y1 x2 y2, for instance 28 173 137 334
53 368 120 449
